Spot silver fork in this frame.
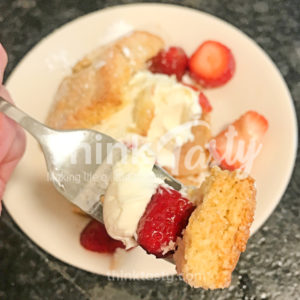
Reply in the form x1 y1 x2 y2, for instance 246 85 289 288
0 97 182 223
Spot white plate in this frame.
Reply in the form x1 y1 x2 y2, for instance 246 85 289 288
4 4 297 278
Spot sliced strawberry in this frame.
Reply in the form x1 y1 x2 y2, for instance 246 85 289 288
198 92 212 113
80 220 125 253
149 47 188 80
209 111 268 171
189 40 235 88
137 186 195 258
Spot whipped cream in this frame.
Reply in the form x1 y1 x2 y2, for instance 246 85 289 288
103 148 163 248
94 71 202 169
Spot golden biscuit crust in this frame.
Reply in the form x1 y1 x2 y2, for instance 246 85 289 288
174 167 256 289
46 31 164 129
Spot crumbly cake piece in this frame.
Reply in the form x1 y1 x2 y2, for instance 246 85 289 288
46 31 164 129
172 112 211 177
174 167 256 289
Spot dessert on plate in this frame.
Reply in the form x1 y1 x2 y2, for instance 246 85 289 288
46 30 268 289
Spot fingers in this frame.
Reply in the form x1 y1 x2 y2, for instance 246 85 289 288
0 126 26 204
0 44 26 208
0 72 26 166
0 86 26 167
0 43 8 84
0 124 19 206
0 126 26 182
0 85 24 163
6 125 26 164
0 113 17 163
0 69 26 202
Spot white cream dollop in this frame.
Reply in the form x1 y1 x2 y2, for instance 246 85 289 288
94 71 201 169
126 71 201 168
103 148 163 248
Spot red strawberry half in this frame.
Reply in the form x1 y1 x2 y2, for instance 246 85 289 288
209 111 269 171
137 186 195 258
189 40 235 88
80 220 125 254
149 46 188 80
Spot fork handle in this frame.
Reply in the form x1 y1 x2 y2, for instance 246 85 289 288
0 96 52 142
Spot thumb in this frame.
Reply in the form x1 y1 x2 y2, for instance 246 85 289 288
0 43 8 84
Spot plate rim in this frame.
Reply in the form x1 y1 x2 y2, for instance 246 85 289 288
3 2 298 279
